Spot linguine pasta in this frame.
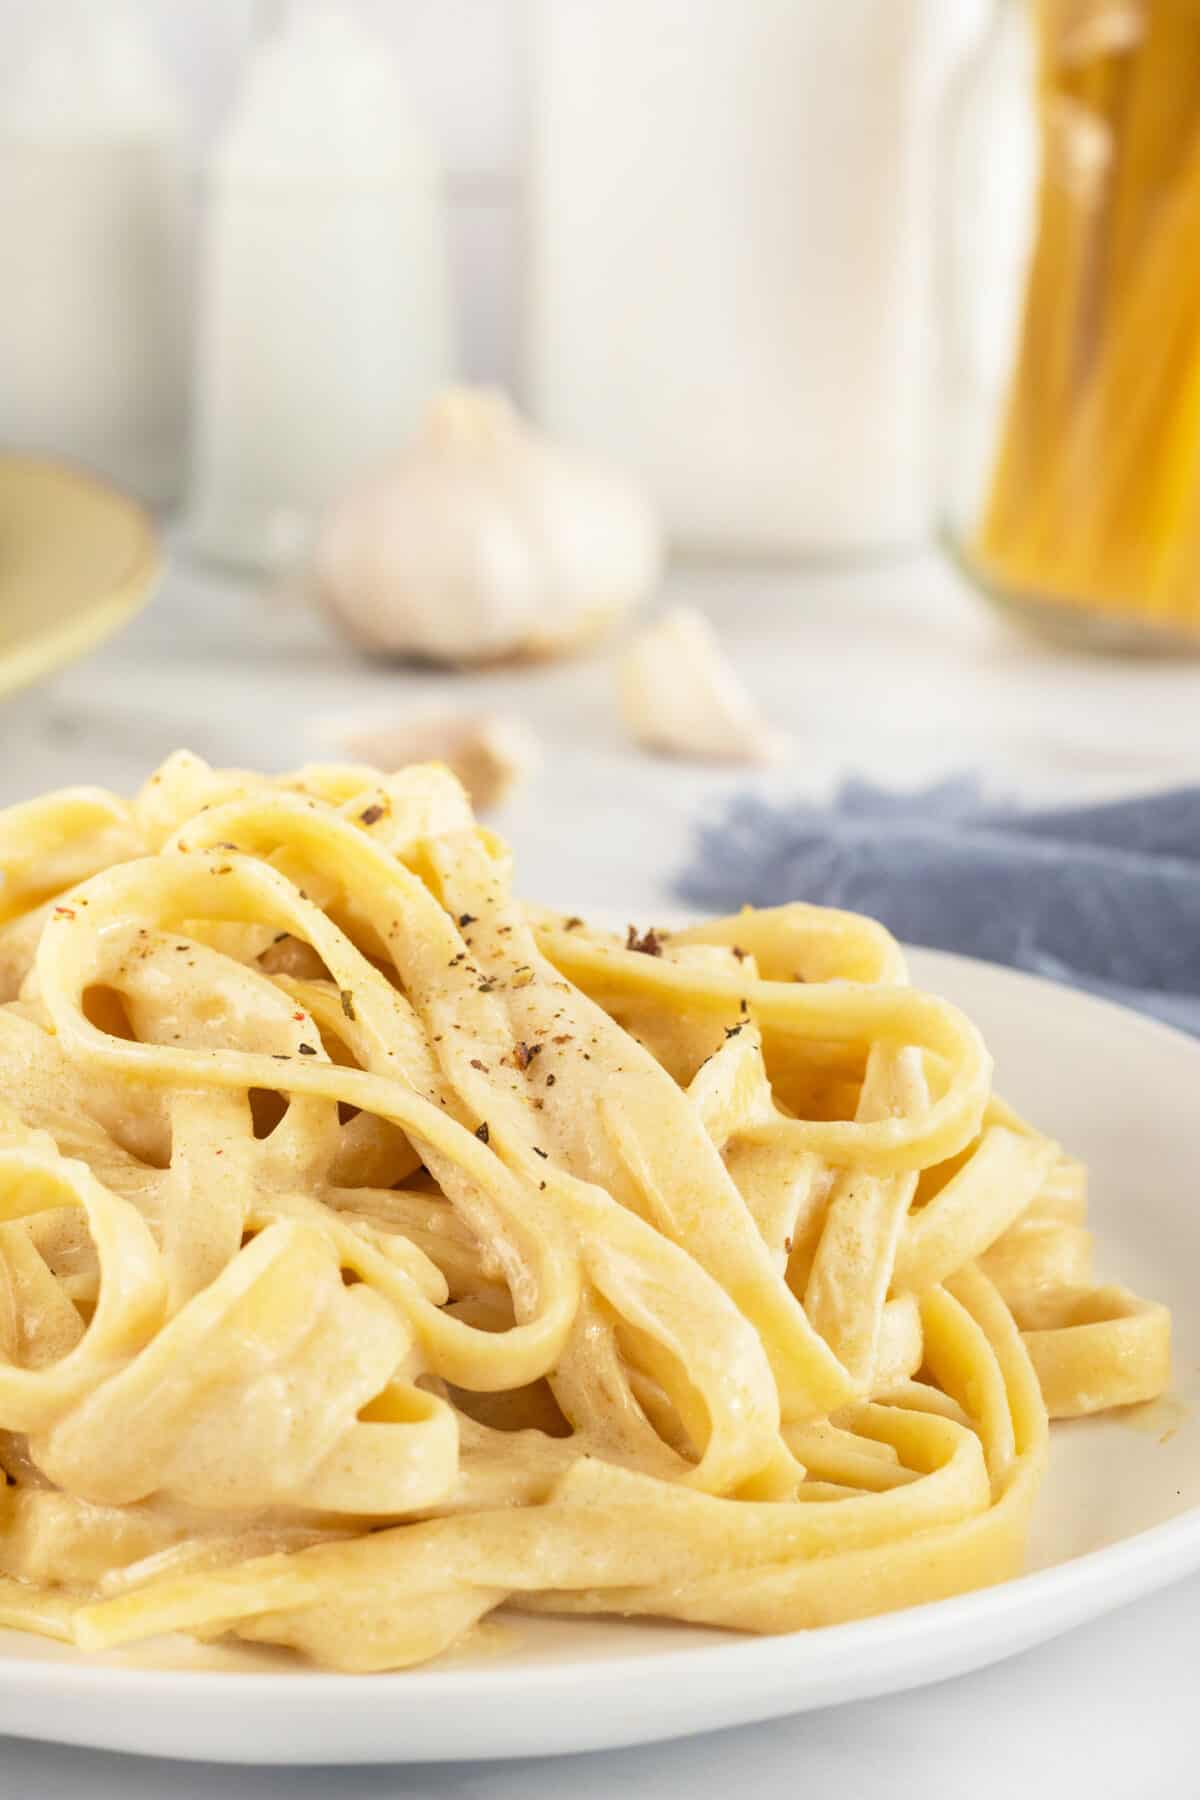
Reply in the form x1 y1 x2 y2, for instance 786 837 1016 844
0 753 1170 1670
973 0 1200 634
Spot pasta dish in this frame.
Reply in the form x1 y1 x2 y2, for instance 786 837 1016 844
0 753 1170 1671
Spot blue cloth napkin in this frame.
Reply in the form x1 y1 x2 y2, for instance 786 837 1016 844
676 780 1200 1036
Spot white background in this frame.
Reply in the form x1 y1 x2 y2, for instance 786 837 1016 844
0 0 526 387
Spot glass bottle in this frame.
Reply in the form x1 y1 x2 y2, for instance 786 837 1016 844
0 1 189 507
527 0 982 558
187 4 453 570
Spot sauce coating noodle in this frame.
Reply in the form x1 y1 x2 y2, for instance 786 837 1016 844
0 754 1170 1670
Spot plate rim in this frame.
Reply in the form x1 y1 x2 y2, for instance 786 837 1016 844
0 452 162 702
1 1488 1200 1701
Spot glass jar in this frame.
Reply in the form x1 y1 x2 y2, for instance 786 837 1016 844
940 0 1200 650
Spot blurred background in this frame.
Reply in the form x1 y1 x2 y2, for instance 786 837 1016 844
2 0 1199 919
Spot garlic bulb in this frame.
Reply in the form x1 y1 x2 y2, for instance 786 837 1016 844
327 708 538 811
316 387 662 664
618 607 782 764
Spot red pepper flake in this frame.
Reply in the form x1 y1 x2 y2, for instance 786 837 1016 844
552 1033 572 1045
731 945 747 963
297 1043 317 1056
513 1041 543 1071
340 989 357 1022
458 913 477 927
470 1058 487 1071
359 804 385 826
563 916 584 931
292 1011 306 1023
625 925 663 957
784 1236 793 1255
52 906 76 919
475 1121 490 1144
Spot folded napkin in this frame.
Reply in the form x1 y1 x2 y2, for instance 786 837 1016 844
676 780 1200 1035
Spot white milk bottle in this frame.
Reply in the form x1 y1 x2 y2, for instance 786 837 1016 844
187 5 454 569
0 2 189 505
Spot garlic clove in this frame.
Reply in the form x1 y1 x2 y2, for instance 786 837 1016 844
484 397 662 659
317 456 536 664
617 607 783 764
325 709 539 811
315 386 662 666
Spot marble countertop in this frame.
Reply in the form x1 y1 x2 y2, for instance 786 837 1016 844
5 543 1200 917
3 544 1199 1795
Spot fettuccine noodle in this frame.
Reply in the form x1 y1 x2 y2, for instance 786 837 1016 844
0 753 1170 1670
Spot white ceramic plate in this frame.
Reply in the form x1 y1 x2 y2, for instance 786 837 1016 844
0 947 1197 1765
